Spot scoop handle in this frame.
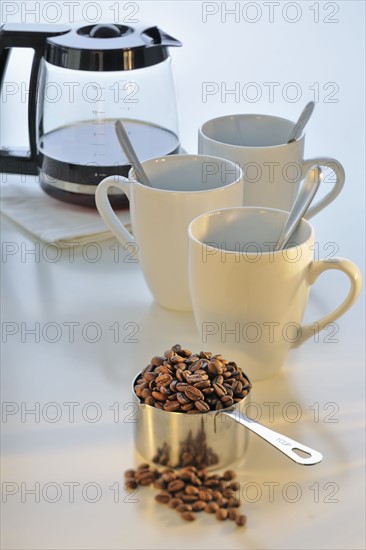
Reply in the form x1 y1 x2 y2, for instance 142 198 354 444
223 409 323 465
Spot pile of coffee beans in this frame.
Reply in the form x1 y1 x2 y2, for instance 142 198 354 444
124 463 247 527
134 344 251 413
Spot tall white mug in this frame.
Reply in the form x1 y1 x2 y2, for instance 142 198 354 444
188 207 362 380
198 114 345 217
95 155 244 311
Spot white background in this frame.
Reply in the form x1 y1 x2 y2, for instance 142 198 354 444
1 1 365 549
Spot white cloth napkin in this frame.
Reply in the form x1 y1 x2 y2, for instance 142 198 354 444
0 174 130 246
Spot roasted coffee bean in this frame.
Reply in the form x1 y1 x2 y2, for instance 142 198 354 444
212 490 223 501
155 492 171 504
169 380 178 392
215 508 228 521
182 494 199 503
204 479 220 489
223 470 236 481
228 497 240 508
162 471 176 483
151 390 167 402
190 474 202 486
163 401 181 412
155 373 173 387
177 470 191 481
153 479 165 490
221 395 234 407
205 502 220 513
202 387 215 395
169 498 183 509
144 396 155 406
215 400 224 410
159 386 172 396
228 482 240 491
151 356 165 367
176 504 192 513
235 514 247 527
185 373 205 384
139 475 155 486
124 469 136 478
213 383 227 397
177 392 191 405
154 401 164 410
228 508 238 521
194 400 210 413
188 501 203 513
171 344 182 353
181 403 194 411
186 409 201 414
175 369 185 382
213 375 224 385
181 511 196 521
193 380 211 390
185 485 200 495
175 382 188 391
208 360 223 375
184 385 204 401
167 393 179 401
124 479 137 490
180 348 193 358
141 388 152 399
143 371 158 383
134 384 145 397
185 355 200 365
168 479 185 492
171 354 185 364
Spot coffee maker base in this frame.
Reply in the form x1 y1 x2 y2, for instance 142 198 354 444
40 177 129 209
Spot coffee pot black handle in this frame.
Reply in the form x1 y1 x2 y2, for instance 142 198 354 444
0 24 69 175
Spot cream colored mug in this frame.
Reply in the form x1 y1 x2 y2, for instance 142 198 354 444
95 155 244 311
188 207 362 380
198 114 345 216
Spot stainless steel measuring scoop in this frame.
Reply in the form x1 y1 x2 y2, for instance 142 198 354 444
132 375 323 469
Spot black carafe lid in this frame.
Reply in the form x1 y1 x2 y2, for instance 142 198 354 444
44 23 182 71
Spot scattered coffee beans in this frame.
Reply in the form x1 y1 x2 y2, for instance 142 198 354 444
124 464 247 527
134 344 251 414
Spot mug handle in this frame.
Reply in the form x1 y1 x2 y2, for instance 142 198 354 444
293 258 362 347
302 157 345 219
95 176 135 244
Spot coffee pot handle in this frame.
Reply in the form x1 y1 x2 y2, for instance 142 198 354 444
0 24 69 175
294 258 362 347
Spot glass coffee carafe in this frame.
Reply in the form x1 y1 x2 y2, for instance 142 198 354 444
0 23 182 207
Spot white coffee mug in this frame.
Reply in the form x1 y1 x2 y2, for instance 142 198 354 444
198 114 345 217
188 207 361 380
95 155 244 311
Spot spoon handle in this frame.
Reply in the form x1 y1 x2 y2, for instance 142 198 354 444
115 120 152 187
224 409 323 465
275 167 321 251
288 101 315 143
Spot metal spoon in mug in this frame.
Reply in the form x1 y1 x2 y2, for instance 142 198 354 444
115 120 152 187
287 101 315 143
275 166 322 251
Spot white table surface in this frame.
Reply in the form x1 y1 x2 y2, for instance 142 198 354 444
1 2 365 549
